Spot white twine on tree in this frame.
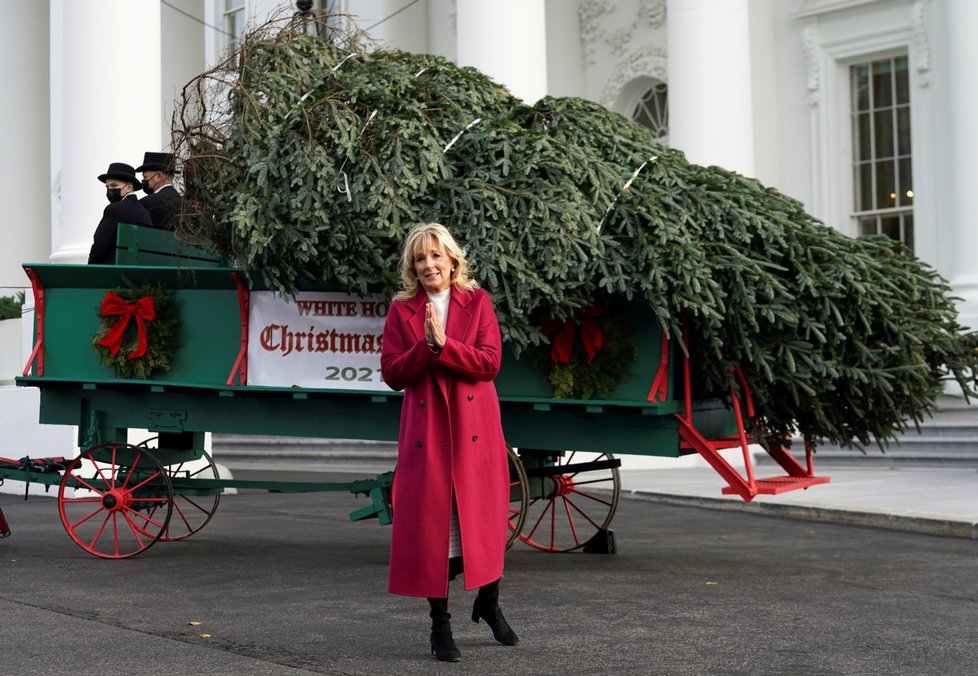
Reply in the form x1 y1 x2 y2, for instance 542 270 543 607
337 109 379 202
414 68 427 77
597 156 658 234
332 53 359 71
443 118 482 153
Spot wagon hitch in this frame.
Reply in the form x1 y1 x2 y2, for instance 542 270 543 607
0 456 71 539
0 456 72 500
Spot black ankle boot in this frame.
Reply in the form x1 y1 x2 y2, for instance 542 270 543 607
472 579 519 645
428 597 462 662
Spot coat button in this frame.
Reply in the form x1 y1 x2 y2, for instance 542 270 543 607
467 395 473 401
419 400 425 407
472 435 478 442
416 441 423 447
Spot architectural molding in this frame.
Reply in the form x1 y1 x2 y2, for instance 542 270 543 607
802 23 821 106
793 0 884 19
600 44 668 107
911 0 931 87
580 0 666 65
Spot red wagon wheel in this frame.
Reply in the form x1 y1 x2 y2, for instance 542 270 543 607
57 443 173 559
159 450 222 541
136 437 222 541
517 451 621 553
506 445 528 550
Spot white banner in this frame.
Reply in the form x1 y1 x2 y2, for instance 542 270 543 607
247 291 392 392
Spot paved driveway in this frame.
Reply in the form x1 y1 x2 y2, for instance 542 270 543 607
1 470 976 675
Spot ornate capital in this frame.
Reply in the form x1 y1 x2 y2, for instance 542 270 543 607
580 0 667 66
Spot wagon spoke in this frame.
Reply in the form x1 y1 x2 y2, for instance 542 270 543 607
123 505 168 531
122 511 150 547
126 469 164 494
120 451 146 491
523 496 555 542
563 493 604 530
71 473 106 495
560 496 582 547
69 506 105 530
567 488 615 508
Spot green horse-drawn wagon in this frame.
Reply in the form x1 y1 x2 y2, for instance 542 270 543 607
2 225 828 558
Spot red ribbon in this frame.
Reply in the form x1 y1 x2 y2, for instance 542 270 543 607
97 293 157 360
541 304 603 364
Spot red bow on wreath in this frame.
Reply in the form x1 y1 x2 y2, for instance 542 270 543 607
97 293 157 360
540 304 603 364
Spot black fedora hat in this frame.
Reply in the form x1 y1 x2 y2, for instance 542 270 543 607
97 162 141 189
136 151 176 173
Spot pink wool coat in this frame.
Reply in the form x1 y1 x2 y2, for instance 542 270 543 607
381 286 510 598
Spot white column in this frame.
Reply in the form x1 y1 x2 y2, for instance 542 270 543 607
667 0 755 176
53 0 162 263
456 0 547 104
0 2 50 285
944 0 978 330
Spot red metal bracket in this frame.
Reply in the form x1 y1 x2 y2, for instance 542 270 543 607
226 272 250 386
674 322 830 499
646 331 670 402
22 267 44 377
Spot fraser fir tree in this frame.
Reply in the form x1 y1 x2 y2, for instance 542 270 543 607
173 18 978 450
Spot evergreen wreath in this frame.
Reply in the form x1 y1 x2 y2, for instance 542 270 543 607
92 279 178 380
529 301 639 400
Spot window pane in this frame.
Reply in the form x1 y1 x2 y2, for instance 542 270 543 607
855 112 871 161
852 64 870 111
631 82 669 140
859 216 878 237
875 160 896 209
230 15 244 42
872 59 893 108
880 215 900 240
226 0 244 8
895 56 910 105
897 106 911 156
857 163 873 211
898 158 913 206
903 214 914 250
873 109 894 159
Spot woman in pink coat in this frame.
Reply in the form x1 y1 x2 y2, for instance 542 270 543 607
381 222 518 662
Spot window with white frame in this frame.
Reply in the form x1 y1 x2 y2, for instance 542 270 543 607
631 81 669 142
224 0 245 52
850 55 913 250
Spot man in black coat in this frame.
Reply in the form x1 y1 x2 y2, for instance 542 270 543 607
87 162 153 265
137 151 183 230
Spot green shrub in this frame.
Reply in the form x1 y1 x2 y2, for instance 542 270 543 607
0 292 24 321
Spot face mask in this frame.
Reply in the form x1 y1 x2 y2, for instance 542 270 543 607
106 187 123 203
141 179 154 195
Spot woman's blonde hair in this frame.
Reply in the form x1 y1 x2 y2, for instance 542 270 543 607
394 223 479 301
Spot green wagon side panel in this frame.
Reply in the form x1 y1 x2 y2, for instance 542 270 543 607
495 299 672 403
26 264 242 387
115 223 224 267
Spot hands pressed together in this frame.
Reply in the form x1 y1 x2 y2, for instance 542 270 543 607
425 302 446 350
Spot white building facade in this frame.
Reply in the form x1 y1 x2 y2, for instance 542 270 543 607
0 0 975 458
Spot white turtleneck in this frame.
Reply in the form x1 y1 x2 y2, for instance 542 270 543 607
425 287 450 330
